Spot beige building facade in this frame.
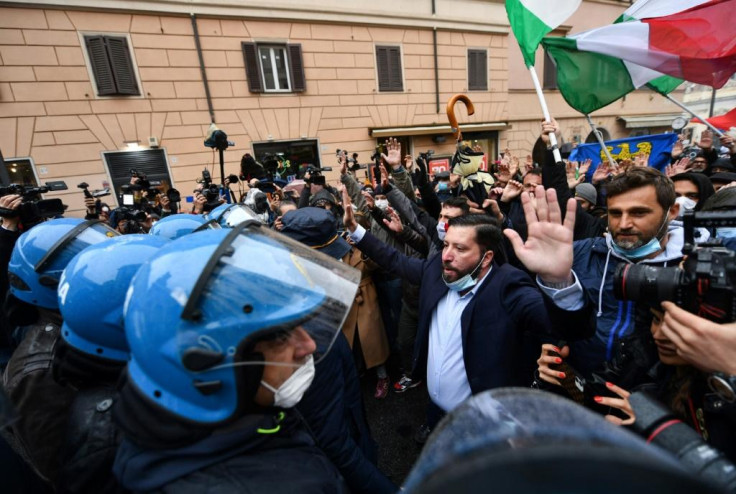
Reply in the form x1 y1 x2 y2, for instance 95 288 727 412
0 0 683 216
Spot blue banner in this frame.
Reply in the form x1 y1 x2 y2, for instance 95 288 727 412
569 133 679 182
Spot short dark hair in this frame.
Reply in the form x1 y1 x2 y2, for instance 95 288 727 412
605 167 675 211
447 214 506 263
442 196 470 215
525 167 542 178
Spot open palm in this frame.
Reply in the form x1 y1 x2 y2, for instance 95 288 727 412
504 186 576 283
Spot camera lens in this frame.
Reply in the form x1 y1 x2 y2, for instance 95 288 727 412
613 264 684 305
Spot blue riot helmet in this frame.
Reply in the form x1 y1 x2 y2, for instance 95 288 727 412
206 203 261 227
124 221 360 424
149 214 211 240
57 234 170 362
8 218 119 309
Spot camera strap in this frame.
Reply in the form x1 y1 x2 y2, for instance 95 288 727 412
0 207 19 218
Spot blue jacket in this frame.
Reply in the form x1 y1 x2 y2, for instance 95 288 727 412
298 333 396 494
563 229 685 375
356 231 553 394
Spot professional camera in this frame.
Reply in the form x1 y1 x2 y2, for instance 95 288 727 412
302 164 333 184
195 168 221 210
614 210 736 323
629 391 736 491
77 182 111 199
418 149 435 163
0 182 68 226
204 123 234 151
115 207 147 234
336 150 366 171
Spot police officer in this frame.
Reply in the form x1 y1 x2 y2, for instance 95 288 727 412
113 221 362 492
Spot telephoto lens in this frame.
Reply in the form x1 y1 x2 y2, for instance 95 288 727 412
629 391 736 492
613 263 685 305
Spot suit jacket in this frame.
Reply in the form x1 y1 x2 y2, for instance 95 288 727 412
356 231 553 395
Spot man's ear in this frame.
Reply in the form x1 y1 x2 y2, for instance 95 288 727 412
668 201 681 221
483 250 494 268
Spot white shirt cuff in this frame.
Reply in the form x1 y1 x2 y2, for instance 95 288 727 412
348 224 367 243
537 271 585 311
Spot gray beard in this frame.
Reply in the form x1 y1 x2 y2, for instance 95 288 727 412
615 237 645 250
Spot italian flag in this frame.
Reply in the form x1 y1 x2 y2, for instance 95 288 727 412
543 36 682 114
506 0 582 67
554 0 736 89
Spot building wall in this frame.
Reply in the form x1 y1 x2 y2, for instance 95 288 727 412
0 5 509 215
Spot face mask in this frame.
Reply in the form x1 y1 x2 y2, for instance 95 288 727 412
375 199 389 211
437 182 449 192
436 221 447 241
675 196 697 215
443 251 487 292
717 228 736 239
260 355 315 408
611 214 669 261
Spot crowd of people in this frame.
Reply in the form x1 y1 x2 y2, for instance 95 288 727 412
0 118 736 493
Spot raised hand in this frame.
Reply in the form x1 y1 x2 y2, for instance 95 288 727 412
496 160 511 184
509 154 520 178
500 180 523 203
382 207 403 234
361 190 375 210
379 163 390 189
524 154 534 173
591 162 609 184
633 153 649 168
380 137 402 170
503 185 576 284
578 159 592 177
481 198 504 222
338 150 347 175
671 136 684 158
698 129 713 150
540 118 560 146
342 186 358 232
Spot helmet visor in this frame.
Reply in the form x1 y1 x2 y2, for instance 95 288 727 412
177 221 360 370
222 205 260 227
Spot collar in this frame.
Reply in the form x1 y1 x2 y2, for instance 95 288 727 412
458 265 493 298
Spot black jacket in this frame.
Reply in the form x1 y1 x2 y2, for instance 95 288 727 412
298 333 396 494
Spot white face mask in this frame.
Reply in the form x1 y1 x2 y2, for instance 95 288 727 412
675 196 697 215
374 199 389 211
436 221 447 241
260 355 315 408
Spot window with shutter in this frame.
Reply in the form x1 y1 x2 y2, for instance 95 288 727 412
468 49 488 91
103 149 173 202
376 45 403 92
84 35 140 97
242 42 305 93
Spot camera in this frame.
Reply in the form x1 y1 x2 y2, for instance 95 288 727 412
336 150 366 171
418 149 435 162
629 391 736 491
204 124 234 151
195 168 221 211
0 182 68 227
115 206 147 234
614 210 736 323
78 182 111 199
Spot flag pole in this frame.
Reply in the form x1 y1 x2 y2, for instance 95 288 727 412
585 114 617 169
657 91 724 137
528 66 563 163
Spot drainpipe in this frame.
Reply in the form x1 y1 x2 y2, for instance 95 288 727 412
433 28 440 114
191 13 216 123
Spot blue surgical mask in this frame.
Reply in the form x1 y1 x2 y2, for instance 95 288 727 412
611 214 669 261
717 228 736 239
443 251 487 292
437 182 449 192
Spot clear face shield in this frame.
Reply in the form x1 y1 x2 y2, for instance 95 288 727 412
175 221 361 372
221 204 262 227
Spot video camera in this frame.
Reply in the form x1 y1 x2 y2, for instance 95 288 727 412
418 149 435 163
614 210 736 323
336 150 366 171
303 164 332 184
0 181 68 226
195 168 221 210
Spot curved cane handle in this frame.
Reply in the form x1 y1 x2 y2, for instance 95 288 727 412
446 94 475 142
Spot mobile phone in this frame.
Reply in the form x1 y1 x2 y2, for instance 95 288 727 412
549 342 586 405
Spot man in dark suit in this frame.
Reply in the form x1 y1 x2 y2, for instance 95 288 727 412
341 188 553 433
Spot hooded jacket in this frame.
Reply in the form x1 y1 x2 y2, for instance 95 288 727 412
546 228 685 376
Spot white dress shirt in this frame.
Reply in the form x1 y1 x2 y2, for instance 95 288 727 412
427 268 491 412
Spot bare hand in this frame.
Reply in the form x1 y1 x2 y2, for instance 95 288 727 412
537 343 570 386
671 136 684 158
481 198 504 223
504 185 576 284
381 137 402 170
382 207 403 233
0 194 22 230
342 187 358 232
592 162 610 184
159 194 171 211
379 163 390 189
540 118 561 146
660 301 736 375
274 216 284 231
84 196 96 212
403 154 413 170
338 150 347 175
633 153 649 168
596 382 635 426
193 192 206 214
524 154 534 172
361 190 375 210
501 180 523 203
698 129 713 150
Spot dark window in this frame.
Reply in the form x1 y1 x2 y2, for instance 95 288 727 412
103 149 173 202
468 49 488 91
84 35 140 96
242 42 306 93
2 157 38 187
543 50 558 90
252 139 320 181
375 45 403 92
